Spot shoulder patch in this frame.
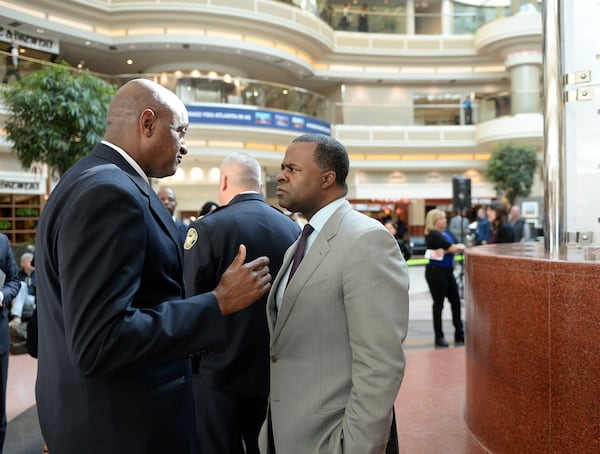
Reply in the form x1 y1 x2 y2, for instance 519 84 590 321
183 227 198 250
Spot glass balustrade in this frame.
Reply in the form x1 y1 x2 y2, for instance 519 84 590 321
1 53 540 127
278 0 540 35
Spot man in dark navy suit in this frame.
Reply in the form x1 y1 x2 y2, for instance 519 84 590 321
158 186 188 245
0 233 21 451
34 79 272 454
183 152 300 454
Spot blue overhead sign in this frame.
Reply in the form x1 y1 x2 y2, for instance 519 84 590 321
187 104 331 135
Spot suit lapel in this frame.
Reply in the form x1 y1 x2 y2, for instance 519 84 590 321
147 187 184 264
266 246 294 335
91 144 183 266
271 202 352 344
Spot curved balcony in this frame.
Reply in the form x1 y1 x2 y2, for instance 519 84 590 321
475 8 542 58
1 57 542 156
279 0 539 35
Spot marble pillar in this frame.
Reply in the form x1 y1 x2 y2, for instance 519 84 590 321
464 243 600 453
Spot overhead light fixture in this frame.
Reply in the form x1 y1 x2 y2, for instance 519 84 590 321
126 59 133 65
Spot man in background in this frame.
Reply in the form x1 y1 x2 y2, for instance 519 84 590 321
184 152 300 454
475 207 491 245
7 252 36 353
449 210 469 243
261 133 409 454
0 233 21 450
9 252 36 328
509 205 531 242
2 40 20 83
158 187 188 245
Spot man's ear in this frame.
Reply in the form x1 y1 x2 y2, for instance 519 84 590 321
141 109 155 136
321 170 336 189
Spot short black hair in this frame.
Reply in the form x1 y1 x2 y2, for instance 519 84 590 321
291 134 349 191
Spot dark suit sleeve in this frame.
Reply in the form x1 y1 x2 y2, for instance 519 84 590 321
57 183 226 376
183 221 219 296
0 235 20 304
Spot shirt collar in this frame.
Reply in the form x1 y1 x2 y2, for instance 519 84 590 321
307 197 346 234
225 191 260 205
101 140 149 184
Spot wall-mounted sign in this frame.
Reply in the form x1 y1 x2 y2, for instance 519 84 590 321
0 27 59 54
187 104 331 135
0 178 45 195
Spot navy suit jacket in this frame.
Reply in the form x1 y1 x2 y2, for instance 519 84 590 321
175 219 189 246
183 193 300 396
35 143 229 454
0 233 20 354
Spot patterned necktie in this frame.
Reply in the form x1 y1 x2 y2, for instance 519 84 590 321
288 224 314 284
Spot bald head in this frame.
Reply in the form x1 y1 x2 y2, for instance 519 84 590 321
157 187 177 215
104 78 189 178
106 79 180 131
509 205 521 221
219 153 262 205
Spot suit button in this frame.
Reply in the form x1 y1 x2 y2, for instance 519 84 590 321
270 355 278 363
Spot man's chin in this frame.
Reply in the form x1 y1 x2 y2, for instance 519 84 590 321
151 167 178 179
276 195 289 209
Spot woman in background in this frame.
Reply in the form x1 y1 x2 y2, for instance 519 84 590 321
424 209 465 348
198 201 219 218
384 220 412 261
487 201 515 243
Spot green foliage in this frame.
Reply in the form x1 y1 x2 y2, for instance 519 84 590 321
485 142 538 205
1 63 116 176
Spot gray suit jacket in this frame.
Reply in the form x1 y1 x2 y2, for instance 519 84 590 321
261 201 410 454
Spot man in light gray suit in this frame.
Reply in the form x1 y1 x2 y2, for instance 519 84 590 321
260 134 410 454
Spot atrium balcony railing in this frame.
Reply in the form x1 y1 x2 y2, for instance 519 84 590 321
1 54 540 127
278 0 540 35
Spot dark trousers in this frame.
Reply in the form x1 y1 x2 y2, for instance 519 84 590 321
193 373 267 454
386 409 399 454
2 66 20 83
425 265 464 340
0 349 8 452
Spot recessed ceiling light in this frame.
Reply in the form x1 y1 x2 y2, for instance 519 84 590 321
85 41 91 46
126 59 133 65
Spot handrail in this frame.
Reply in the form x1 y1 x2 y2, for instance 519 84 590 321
282 0 533 35
1 51 540 127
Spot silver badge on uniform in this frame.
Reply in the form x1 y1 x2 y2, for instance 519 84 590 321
184 228 198 250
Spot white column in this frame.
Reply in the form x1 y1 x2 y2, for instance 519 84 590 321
505 51 542 115
562 0 600 244
441 0 453 35
406 0 415 35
